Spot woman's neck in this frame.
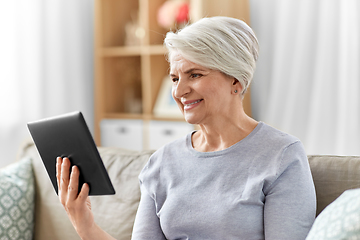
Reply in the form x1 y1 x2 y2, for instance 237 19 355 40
192 112 258 152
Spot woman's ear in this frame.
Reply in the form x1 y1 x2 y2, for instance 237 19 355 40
232 78 243 94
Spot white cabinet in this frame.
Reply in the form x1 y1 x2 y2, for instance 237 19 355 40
148 121 194 150
100 119 143 151
100 119 194 151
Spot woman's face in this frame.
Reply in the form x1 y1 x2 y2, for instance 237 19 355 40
170 52 238 125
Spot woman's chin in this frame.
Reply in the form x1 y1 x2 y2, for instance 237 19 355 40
183 113 200 125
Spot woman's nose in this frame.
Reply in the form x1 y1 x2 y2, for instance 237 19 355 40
173 78 191 99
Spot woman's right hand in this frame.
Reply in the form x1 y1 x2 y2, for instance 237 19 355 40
56 157 95 238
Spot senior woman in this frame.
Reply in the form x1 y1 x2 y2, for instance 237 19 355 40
57 16 316 240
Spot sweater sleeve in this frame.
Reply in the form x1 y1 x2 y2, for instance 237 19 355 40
263 141 316 240
131 184 167 240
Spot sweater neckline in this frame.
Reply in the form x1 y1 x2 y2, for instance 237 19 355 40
186 122 264 158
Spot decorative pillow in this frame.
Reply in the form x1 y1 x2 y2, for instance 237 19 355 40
0 158 35 240
306 188 360 240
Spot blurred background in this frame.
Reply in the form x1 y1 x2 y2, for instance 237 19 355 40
0 1 95 168
0 0 359 168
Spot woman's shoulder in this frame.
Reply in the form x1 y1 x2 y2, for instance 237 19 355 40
255 122 301 149
247 122 307 167
254 124 310 193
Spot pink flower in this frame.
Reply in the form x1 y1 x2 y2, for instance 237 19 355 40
157 0 190 29
176 3 189 24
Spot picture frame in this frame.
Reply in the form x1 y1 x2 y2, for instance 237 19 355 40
153 76 183 118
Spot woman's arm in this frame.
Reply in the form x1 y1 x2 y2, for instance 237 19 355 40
56 157 116 240
263 142 317 240
131 185 167 240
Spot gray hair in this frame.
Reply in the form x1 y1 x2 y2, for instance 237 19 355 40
164 16 259 95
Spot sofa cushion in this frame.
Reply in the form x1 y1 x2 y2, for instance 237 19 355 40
17 140 154 240
91 147 155 240
0 157 35 240
306 188 360 239
18 141 81 240
308 155 360 216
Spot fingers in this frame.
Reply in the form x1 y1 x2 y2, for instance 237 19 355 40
61 157 71 189
78 183 90 204
57 157 71 205
68 165 80 201
56 157 90 206
56 157 62 191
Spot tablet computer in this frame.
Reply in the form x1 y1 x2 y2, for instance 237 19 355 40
27 111 115 196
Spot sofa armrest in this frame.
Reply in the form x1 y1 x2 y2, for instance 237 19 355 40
308 155 360 216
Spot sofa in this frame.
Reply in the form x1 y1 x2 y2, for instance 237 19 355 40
1 140 360 239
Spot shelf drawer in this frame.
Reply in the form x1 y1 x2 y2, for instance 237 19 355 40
100 119 143 151
148 121 194 150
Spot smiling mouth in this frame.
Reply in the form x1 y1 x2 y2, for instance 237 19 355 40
185 99 203 106
183 99 203 111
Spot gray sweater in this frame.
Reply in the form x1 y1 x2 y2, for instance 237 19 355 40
132 122 316 239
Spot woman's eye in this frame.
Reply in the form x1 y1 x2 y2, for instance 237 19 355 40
171 77 179 82
191 73 202 78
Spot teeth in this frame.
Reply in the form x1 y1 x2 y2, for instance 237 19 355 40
187 100 201 106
